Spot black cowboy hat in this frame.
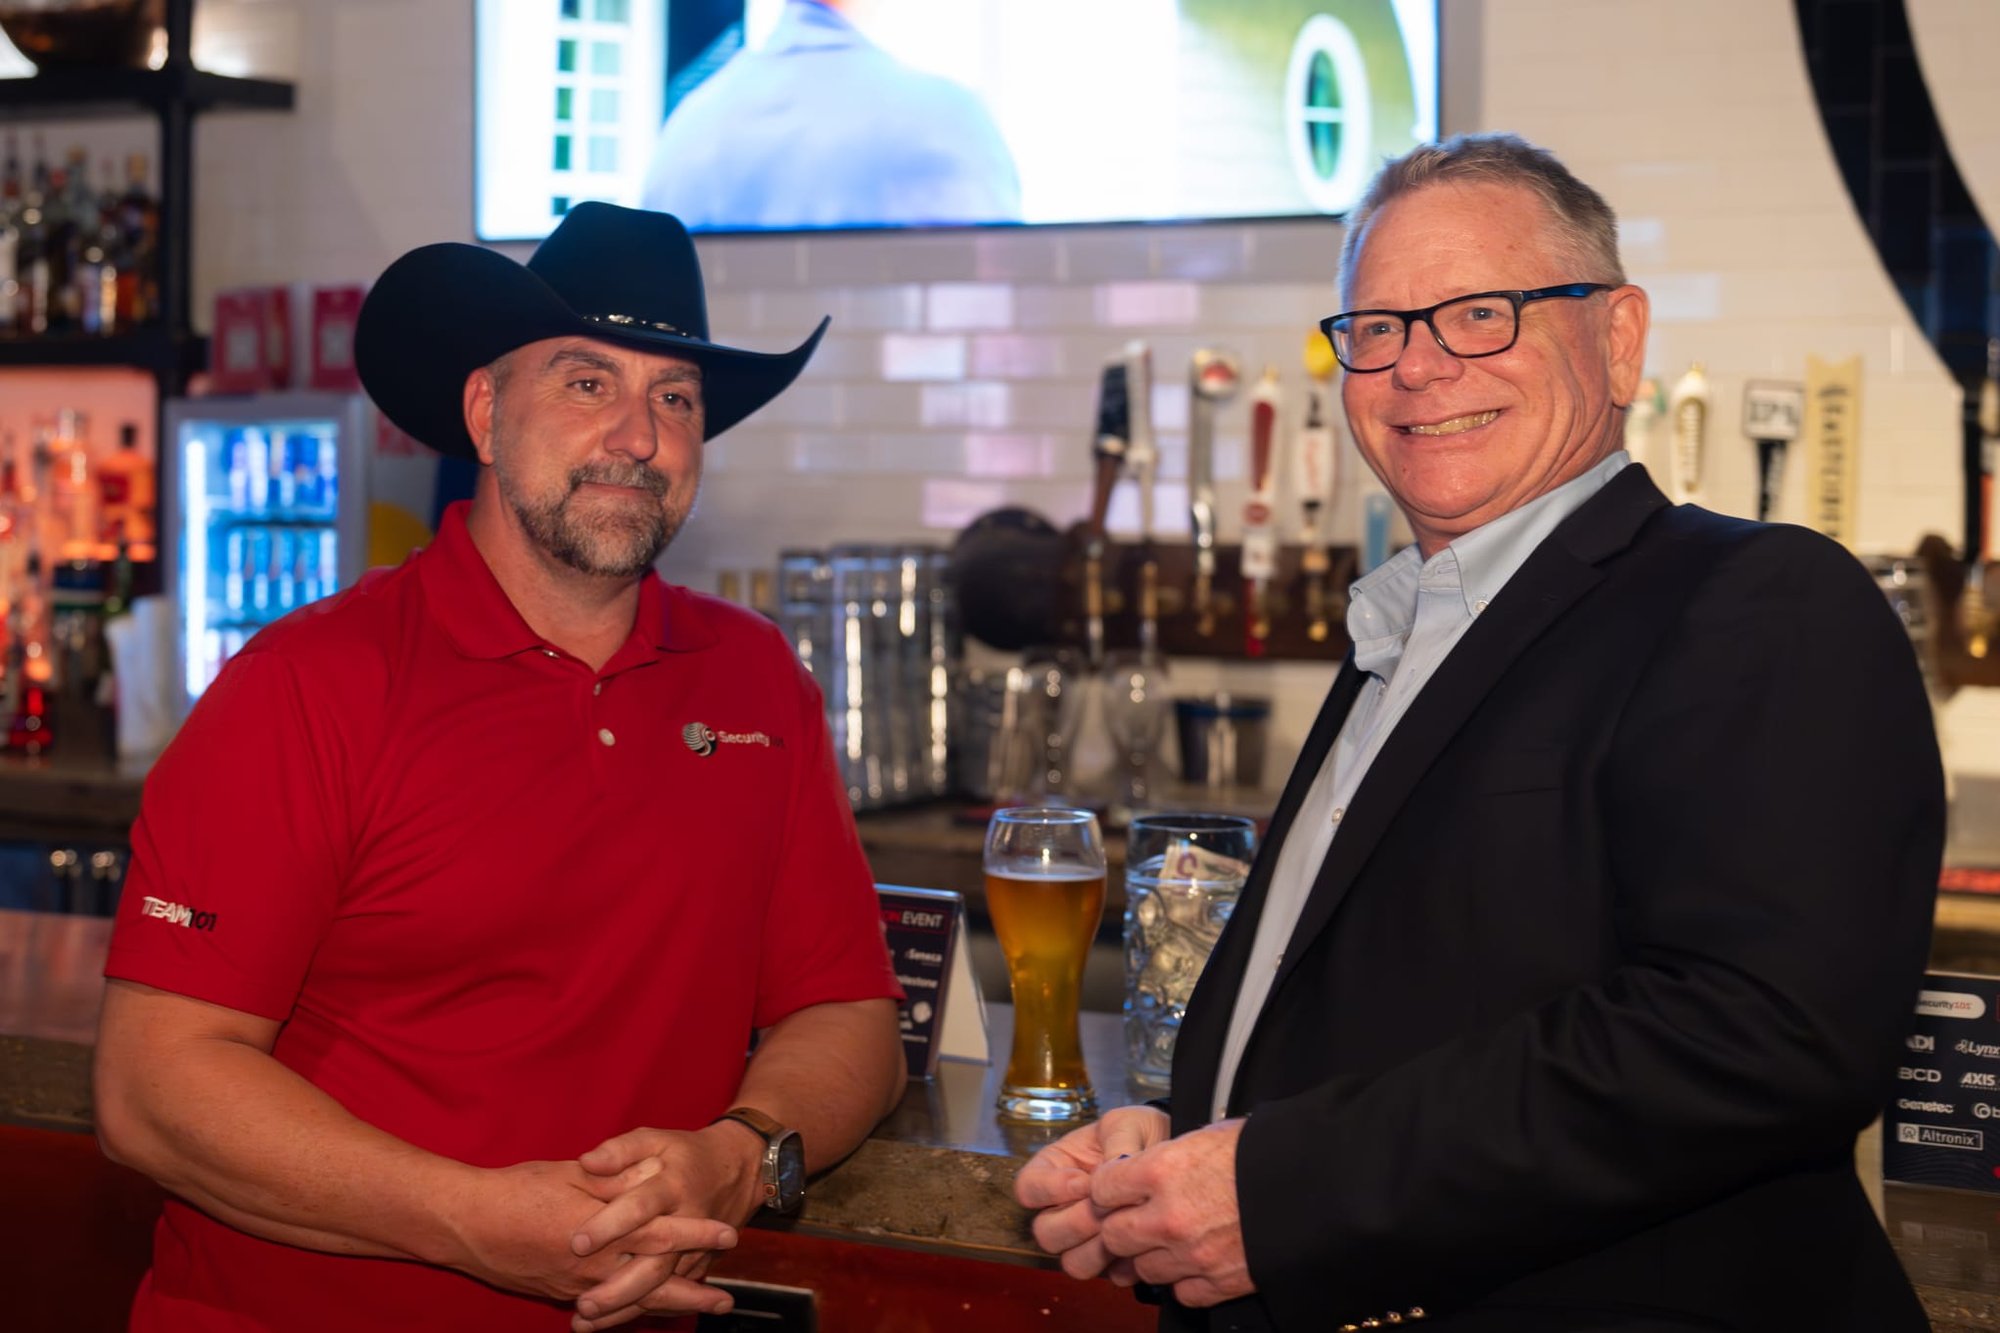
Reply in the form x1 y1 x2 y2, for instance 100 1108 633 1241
353 202 827 460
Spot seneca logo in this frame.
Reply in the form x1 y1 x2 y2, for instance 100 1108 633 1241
1916 989 1987 1019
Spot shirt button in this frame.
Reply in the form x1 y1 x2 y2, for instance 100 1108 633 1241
593 681 603 696
1331 806 1344 824
1473 599 1488 614
1273 951 1283 970
597 728 616 746
541 648 559 658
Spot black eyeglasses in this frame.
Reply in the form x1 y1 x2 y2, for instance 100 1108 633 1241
1318 283 1615 373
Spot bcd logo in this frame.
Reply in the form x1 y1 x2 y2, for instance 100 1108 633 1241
1963 1071 1999 1089
1900 1066 1943 1083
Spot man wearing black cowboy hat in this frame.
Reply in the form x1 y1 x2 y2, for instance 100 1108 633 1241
94 204 906 1332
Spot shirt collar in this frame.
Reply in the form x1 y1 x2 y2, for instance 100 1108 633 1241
1449 451 1629 618
771 0 863 53
417 501 713 661
1343 451 1630 678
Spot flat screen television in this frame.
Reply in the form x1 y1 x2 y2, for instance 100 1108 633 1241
474 0 1439 241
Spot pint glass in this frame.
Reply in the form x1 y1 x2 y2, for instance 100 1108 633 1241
983 806 1107 1121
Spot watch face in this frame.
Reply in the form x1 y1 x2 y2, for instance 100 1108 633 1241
773 1132 806 1210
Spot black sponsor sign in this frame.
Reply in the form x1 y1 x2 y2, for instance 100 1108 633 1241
877 885 963 1081
1883 972 2000 1192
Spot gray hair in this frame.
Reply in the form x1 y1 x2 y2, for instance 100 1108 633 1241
1338 132 1625 302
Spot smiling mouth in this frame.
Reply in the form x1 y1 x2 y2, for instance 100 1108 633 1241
1401 410 1500 437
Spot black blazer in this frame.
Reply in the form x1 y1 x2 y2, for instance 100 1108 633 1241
1163 466 1944 1333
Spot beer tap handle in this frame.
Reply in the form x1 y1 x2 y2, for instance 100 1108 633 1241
1297 330 1339 642
1085 360 1131 670
1668 362 1710 504
1188 349 1241 638
1242 367 1281 655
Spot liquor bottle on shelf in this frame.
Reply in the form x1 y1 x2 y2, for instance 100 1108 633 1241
40 159 76 334
96 420 155 556
0 139 18 338
7 548 53 756
16 178 46 335
47 409 96 561
117 152 157 328
0 435 24 592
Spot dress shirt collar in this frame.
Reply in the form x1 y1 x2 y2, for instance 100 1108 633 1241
1343 451 1631 679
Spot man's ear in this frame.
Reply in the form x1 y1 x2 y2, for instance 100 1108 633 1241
1605 284 1651 408
463 365 500 466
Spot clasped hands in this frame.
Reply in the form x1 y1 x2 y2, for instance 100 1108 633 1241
1013 1106 1256 1309
463 1123 763 1332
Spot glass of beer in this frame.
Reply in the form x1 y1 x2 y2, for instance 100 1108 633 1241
984 806 1108 1121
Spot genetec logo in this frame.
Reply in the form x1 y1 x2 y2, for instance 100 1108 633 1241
140 896 219 932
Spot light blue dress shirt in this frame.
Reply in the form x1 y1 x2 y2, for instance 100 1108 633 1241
1210 452 1632 1121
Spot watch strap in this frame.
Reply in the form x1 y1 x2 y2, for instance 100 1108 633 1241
715 1105 787 1143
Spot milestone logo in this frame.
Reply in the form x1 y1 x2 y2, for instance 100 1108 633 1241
140 896 219 932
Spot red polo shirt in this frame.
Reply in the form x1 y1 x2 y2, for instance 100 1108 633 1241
106 502 899 1331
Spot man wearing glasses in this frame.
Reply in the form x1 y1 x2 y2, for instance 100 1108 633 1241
1018 132 1943 1331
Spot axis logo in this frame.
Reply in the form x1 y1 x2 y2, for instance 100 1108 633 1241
140 896 219 932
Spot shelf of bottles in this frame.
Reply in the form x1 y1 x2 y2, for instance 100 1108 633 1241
0 406 154 757
0 133 160 348
179 416 341 700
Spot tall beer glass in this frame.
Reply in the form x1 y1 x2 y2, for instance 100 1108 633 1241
984 806 1107 1121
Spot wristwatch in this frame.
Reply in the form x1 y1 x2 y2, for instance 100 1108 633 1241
713 1106 805 1213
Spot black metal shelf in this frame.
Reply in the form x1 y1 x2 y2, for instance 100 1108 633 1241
0 65 293 119
0 327 205 376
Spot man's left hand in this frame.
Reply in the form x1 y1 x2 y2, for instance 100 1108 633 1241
565 1124 765 1331
1090 1118 1256 1308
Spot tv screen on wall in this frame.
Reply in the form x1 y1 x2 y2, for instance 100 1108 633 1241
474 0 1439 242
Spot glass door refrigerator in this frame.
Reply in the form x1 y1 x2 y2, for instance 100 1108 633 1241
163 391 373 715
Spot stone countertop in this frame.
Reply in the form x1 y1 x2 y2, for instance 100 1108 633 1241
0 908 1133 1266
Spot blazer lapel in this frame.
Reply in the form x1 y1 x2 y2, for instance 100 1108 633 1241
1169 659 1366 1129
1261 465 1673 1008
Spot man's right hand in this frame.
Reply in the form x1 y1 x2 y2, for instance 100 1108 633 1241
446 1159 737 1310
1013 1105 1171 1280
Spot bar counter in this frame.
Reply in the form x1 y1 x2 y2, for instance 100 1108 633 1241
8 909 2000 1330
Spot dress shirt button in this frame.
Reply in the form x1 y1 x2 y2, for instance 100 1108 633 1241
1473 598 1488 614
1331 806 1344 824
541 648 559 658
597 728 616 747
593 681 603 696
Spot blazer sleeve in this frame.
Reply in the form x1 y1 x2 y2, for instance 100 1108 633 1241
1231 525 1945 1319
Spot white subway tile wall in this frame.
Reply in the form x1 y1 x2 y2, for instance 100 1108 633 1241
174 0 1996 793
